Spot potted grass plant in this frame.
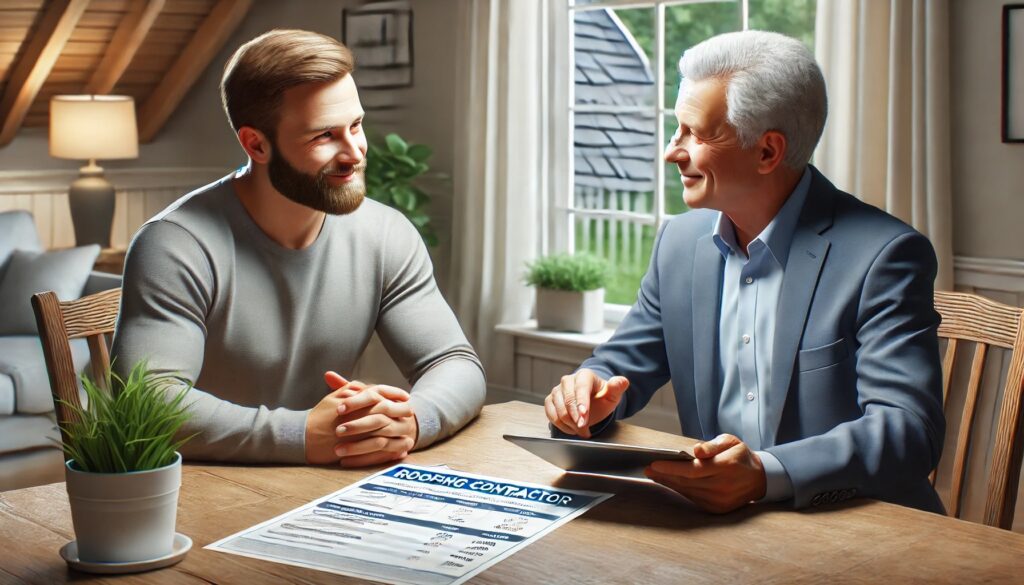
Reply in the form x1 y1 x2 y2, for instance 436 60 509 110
56 361 194 565
525 253 609 333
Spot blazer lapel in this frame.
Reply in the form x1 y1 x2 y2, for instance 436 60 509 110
764 170 835 446
692 234 723 439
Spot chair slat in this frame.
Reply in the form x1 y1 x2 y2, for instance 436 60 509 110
948 342 987 518
941 338 958 407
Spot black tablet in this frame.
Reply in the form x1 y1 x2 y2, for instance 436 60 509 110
504 434 694 479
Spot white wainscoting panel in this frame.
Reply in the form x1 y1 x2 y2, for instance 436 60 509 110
0 168 226 249
954 256 1024 307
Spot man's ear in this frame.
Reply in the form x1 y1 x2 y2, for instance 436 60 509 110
237 126 272 164
756 130 787 175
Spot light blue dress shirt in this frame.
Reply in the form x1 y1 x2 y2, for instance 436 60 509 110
712 167 812 502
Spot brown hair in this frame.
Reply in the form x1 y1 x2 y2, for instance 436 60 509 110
220 29 355 137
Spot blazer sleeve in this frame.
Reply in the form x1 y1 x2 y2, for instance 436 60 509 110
765 231 945 508
578 225 674 432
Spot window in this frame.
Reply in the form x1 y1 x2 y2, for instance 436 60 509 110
555 0 816 311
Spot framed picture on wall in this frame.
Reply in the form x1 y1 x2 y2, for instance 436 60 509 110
342 5 414 90
1003 4 1024 143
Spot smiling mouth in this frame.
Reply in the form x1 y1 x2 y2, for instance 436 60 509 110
326 165 356 178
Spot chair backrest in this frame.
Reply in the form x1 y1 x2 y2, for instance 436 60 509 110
31 288 121 455
933 290 1024 529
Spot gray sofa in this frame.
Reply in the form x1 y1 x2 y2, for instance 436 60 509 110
0 210 120 491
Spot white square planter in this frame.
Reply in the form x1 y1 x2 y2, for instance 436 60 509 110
535 288 605 333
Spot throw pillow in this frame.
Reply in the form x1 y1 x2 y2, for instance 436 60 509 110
0 245 100 335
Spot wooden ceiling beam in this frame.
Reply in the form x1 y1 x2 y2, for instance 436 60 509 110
84 0 166 95
0 0 91 147
137 0 251 143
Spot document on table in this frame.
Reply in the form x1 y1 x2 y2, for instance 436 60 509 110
206 464 613 585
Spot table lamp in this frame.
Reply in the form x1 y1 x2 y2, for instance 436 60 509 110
49 95 139 248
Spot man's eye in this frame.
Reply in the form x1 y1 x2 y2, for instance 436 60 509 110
351 121 362 132
317 131 332 139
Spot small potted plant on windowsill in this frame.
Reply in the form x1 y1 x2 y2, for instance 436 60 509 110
56 361 195 572
525 253 609 333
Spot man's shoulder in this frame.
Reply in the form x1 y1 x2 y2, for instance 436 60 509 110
661 208 718 241
828 186 926 247
134 174 237 246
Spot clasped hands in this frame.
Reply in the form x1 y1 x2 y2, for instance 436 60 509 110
546 369 767 514
305 370 417 467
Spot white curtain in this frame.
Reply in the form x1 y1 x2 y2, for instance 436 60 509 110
814 0 954 289
450 0 550 387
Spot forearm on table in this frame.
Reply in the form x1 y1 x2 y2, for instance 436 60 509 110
407 356 486 450
174 384 308 464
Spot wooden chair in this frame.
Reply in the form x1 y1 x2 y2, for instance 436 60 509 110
933 290 1024 529
31 288 121 454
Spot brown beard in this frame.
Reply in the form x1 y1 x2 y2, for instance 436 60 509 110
267 140 366 215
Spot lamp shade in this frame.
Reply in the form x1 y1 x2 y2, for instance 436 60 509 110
49 95 139 160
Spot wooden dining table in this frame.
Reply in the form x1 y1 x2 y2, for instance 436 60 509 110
2 400 1023 584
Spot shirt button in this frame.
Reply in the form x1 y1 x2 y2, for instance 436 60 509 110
746 392 755 401
745 276 753 284
742 334 751 344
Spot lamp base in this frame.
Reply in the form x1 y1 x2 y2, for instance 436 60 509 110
68 164 115 248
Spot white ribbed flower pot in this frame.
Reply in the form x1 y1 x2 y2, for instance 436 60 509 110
65 453 181 563
536 288 605 333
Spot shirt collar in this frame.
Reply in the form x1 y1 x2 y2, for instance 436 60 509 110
712 167 812 267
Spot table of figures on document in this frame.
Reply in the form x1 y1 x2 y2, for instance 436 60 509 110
207 464 613 585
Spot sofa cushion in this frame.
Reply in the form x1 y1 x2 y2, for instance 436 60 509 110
0 210 42 283
0 413 60 453
0 337 90 415
0 245 100 335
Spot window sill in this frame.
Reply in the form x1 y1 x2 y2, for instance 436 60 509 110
495 320 615 350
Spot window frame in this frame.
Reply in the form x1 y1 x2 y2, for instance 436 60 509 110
550 0 752 323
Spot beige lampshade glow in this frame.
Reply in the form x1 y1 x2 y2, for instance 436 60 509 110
49 95 139 160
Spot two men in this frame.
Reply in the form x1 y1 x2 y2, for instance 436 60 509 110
546 31 945 513
115 27 944 516
112 30 485 466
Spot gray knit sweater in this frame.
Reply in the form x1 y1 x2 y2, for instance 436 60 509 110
111 172 486 463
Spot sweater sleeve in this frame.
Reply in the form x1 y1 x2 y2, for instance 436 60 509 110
374 214 486 449
111 220 308 463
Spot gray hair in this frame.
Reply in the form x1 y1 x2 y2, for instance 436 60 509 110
678 30 827 169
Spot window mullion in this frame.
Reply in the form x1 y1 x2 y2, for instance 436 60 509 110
654 1 666 229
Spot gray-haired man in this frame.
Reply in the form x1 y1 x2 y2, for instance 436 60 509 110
545 30 945 514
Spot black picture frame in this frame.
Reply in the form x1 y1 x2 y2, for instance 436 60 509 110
342 8 414 90
1002 4 1024 143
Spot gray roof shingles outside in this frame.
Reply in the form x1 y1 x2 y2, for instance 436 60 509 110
574 9 657 193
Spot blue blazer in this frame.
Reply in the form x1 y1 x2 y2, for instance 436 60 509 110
582 167 945 512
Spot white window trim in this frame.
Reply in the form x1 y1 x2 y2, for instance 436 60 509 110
550 0 751 326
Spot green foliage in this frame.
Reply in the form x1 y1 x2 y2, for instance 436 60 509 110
57 361 195 473
525 253 609 292
365 131 439 247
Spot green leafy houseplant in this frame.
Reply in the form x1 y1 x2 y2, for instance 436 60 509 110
525 253 609 292
57 361 195 473
366 132 439 246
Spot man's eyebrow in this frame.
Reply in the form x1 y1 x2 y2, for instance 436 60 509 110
306 114 365 135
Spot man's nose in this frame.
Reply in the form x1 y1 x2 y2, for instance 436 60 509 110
664 142 687 163
336 137 364 164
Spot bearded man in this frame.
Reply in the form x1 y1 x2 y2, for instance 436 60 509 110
112 29 485 467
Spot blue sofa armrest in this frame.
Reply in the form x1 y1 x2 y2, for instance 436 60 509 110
81 271 121 296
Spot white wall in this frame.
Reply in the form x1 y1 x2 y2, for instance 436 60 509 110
951 0 1024 262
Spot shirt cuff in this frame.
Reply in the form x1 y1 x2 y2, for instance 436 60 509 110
757 450 793 502
276 408 311 463
409 394 441 449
